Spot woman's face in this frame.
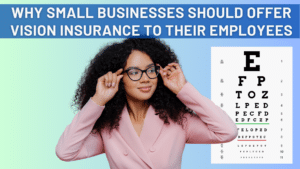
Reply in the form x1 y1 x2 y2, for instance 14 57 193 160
123 50 158 102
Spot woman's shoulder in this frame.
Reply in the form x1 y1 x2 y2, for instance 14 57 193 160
165 111 198 131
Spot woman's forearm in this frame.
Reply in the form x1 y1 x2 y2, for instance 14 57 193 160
55 98 105 161
177 82 238 144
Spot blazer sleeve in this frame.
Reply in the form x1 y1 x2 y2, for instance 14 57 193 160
176 82 238 144
55 98 105 161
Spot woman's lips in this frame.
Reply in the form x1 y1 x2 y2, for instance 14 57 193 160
138 86 151 92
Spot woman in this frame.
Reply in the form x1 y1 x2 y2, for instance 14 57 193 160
55 38 238 169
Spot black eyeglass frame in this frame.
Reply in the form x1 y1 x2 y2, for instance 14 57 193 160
123 65 160 81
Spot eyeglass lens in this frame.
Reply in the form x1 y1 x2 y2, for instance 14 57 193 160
127 66 159 80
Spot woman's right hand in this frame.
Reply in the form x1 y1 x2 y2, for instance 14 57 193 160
91 68 123 106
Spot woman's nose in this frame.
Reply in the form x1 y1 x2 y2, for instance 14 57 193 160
140 72 150 82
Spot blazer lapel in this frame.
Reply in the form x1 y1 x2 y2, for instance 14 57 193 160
139 105 164 152
118 105 157 169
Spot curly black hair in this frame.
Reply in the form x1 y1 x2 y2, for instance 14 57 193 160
72 38 194 135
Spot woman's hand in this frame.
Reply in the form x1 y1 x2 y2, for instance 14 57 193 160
159 63 187 95
91 68 123 106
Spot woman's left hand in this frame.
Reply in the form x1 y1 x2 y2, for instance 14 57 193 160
159 63 187 95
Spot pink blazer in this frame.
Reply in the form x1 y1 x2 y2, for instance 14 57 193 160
56 82 238 169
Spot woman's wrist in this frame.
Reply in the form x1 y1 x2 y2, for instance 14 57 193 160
174 81 187 95
91 95 106 106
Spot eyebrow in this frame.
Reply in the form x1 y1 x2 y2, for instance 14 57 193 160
126 63 155 70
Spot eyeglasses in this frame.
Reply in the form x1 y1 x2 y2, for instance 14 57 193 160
123 66 160 81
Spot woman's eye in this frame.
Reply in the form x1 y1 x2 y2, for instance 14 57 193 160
129 70 139 75
148 67 156 73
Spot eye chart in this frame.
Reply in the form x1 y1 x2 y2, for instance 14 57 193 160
211 47 293 164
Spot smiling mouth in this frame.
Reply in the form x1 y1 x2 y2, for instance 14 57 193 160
138 86 151 92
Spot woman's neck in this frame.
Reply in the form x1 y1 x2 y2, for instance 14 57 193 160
126 96 149 122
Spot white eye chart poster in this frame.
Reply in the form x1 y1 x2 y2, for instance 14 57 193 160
211 47 293 164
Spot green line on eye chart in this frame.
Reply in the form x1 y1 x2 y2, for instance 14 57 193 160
235 123 269 125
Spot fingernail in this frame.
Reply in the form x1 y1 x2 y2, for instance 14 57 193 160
112 82 115 87
109 83 111 87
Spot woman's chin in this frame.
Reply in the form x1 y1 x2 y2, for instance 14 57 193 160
136 95 153 102
126 92 154 102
